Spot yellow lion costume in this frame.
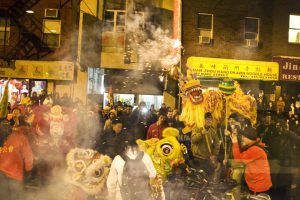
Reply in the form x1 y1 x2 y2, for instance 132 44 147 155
179 76 257 129
137 127 186 179
179 79 224 129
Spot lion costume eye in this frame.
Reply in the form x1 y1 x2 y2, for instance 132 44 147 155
73 160 86 174
94 168 103 178
161 143 173 156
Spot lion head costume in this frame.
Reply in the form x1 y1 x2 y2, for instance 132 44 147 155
65 148 112 195
137 127 186 179
179 75 257 129
179 79 224 128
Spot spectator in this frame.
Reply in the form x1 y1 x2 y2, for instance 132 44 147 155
43 94 53 106
20 92 31 106
0 119 33 200
106 133 156 200
295 101 300 117
38 90 47 105
276 96 285 116
288 102 295 118
99 118 125 158
131 101 148 125
101 106 110 124
159 103 168 115
166 109 175 127
30 92 39 107
257 90 266 116
116 104 124 117
230 126 272 195
147 114 167 139
146 105 158 127
120 105 133 129
104 109 117 131
265 102 276 116
130 101 149 139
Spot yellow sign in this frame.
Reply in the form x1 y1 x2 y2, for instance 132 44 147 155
0 60 74 80
187 57 279 80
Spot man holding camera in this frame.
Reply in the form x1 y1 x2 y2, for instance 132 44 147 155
228 126 272 194
191 112 220 178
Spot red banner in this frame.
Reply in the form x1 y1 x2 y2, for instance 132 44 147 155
273 56 300 81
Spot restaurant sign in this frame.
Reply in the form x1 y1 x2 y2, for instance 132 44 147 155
187 57 279 81
0 60 74 80
273 56 300 82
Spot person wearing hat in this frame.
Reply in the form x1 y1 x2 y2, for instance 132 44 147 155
230 126 272 195
104 109 117 131
191 112 220 178
98 118 125 159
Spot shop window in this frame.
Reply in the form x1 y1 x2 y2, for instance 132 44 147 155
104 10 126 32
88 68 104 94
289 15 300 44
244 17 259 47
0 18 10 45
42 19 61 48
197 13 213 44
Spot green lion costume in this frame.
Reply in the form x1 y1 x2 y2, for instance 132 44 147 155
137 127 186 179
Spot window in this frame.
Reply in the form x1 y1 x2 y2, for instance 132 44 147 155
42 19 61 48
88 68 104 94
0 18 10 45
45 8 59 18
244 17 260 47
104 10 126 32
289 15 300 43
197 13 213 44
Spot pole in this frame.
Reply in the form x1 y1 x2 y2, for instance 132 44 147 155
173 0 182 110
224 96 229 160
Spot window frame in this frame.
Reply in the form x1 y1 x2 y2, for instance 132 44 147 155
244 17 260 41
0 18 10 46
197 13 214 44
105 10 127 33
42 19 61 48
288 14 300 44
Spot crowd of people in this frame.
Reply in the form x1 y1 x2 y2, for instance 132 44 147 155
0 89 300 200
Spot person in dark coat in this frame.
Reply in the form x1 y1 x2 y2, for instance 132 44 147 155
98 118 125 159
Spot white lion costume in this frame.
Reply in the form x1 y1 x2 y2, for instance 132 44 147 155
65 148 112 197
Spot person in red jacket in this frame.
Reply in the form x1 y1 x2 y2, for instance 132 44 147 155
147 114 167 139
0 119 33 200
229 126 272 194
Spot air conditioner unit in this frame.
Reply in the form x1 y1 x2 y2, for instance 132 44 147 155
45 8 59 18
245 32 257 40
199 36 211 44
246 39 258 47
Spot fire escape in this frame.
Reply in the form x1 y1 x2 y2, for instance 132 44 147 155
1 0 53 64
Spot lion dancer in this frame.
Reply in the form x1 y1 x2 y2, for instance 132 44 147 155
31 105 76 185
178 77 224 181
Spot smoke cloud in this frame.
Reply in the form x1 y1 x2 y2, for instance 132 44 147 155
124 4 181 70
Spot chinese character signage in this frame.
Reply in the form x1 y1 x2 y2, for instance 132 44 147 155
0 60 74 80
273 56 300 82
187 57 279 81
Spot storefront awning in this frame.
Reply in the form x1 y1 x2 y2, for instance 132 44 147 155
0 60 74 80
187 57 279 81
